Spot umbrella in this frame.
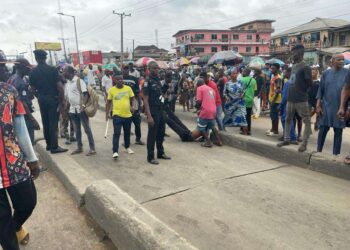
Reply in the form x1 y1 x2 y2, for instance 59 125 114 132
156 60 169 69
189 57 200 65
103 63 119 71
248 57 265 70
176 57 190 66
208 51 243 65
198 54 213 65
135 57 155 67
343 52 350 65
266 58 285 66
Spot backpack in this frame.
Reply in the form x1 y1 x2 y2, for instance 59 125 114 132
77 78 99 117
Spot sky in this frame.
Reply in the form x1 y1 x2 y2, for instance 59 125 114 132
1 0 350 61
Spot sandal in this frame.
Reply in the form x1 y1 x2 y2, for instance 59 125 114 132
344 155 350 165
16 227 29 245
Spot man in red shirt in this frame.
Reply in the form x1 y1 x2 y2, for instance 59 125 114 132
200 72 224 131
191 78 222 147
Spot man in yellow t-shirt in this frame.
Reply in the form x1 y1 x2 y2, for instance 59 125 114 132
106 75 136 159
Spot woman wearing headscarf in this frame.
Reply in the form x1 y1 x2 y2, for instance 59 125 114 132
223 67 249 135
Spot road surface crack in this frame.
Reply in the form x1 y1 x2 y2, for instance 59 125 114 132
141 164 290 205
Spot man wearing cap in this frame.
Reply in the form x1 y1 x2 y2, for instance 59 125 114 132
8 58 40 145
143 61 171 165
277 44 313 152
29 49 68 154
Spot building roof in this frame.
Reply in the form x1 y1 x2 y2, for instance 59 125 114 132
134 45 168 53
229 19 275 30
316 46 350 56
172 29 230 37
273 18 350 38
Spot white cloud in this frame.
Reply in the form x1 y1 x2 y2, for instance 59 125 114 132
1 0 349 60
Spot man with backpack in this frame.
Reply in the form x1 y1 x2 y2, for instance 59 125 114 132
64 66 96 156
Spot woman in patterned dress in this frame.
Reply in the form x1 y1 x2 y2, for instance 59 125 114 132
223 68 249 135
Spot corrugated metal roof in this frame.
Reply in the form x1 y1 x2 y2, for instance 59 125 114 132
273 18 350 38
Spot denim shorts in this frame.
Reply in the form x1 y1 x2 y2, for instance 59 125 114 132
197 118 216 132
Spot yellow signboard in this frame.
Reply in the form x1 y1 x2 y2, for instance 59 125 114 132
35 42 62 51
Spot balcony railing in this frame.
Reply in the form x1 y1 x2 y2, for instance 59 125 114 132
270 41 327 54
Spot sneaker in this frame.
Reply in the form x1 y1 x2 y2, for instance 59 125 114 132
125 148 134 154
135 140 145 145
112 152 119 159
277 141 290 147
298 143 307 152
266 131 278 137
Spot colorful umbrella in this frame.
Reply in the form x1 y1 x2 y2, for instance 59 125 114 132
248 57 265 70
266 58 285 66
103 63 119 71
198 54 213 65
135 57 155 67
343 52 350 65
156 60 169 69
189 57 201 65
208 51 243 65
176 57 190 66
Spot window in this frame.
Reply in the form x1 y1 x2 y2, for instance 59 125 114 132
222 34 229 42
339 33 346 46
211 34 217 40
310 32 320 42
246 47 252 52
247 34 253 40
211 47 218 53
233 34 239 40
248 25 254 30
194 34 204 40
222 45 228 51
195 47 205 53
256 47 259 53
232 47 238 52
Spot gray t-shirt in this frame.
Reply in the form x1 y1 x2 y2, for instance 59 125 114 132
287 61 312 103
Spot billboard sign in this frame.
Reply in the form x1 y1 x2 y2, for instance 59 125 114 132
35 42 62 51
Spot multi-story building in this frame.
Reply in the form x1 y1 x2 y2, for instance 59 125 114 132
133 45 169 60
270 17 350 66
172 19 275 57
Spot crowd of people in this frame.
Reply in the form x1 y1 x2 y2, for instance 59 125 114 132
0 43 350 249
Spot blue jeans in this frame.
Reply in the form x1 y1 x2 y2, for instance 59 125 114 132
280 105 297 141
216 105 224 130
69 112 95 151
112 115 132 153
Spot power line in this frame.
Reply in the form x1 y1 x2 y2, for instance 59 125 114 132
79 13 114 36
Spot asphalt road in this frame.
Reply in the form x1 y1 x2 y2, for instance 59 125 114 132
31 106 350 250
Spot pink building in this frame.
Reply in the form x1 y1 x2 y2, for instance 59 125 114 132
172 19 275 57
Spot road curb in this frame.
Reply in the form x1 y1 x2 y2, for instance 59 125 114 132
177 111 350 180
85 180 198 250
35 141 95 206
36 141 198 250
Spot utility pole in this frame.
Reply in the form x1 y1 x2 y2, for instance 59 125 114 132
155 29 159 48
112 11 131 66
57 0 68 62
58 37 69 62
132 39 135 60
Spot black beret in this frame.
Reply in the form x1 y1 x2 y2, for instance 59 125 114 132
33 49 47 57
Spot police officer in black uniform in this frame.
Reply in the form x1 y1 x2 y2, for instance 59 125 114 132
143 62 171 165
29 50 68 154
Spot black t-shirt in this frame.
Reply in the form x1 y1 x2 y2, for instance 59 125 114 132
287 62 312 103
254 75 264 97
143 76 164 112
308 80 319 108
29 64 60 97
345 69 350 86
123 75 140 96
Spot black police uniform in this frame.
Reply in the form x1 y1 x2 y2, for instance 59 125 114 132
123 75 142 142
143 75 166 161
29 63 60 150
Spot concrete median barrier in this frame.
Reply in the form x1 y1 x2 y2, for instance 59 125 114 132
85 179 198 250
35 141 94 206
